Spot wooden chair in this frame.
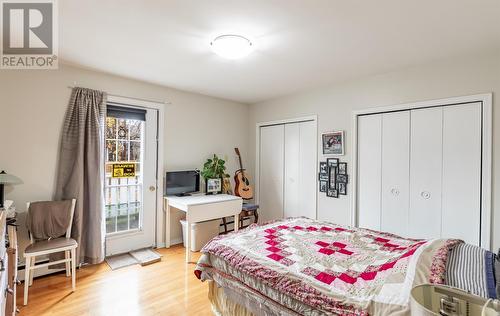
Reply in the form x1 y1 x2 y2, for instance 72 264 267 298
221 203 259 233
23 199 78 305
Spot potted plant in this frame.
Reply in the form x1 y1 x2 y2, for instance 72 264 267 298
201 154 229 194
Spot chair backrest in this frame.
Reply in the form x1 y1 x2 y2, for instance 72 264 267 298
26 199 76 244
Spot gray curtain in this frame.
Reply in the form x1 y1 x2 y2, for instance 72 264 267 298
55 87 107 265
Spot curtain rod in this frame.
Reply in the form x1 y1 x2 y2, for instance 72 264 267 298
67 85 171 105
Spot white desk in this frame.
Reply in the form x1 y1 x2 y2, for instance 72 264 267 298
164 194 242 263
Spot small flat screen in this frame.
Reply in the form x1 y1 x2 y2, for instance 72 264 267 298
165 170 200 196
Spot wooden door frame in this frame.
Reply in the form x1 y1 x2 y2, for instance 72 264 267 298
255 115 318 221
351 93 492 249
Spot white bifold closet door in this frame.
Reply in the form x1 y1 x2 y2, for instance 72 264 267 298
259 121 316 223
357 102 482 245
408 107 443 239
441 103 481 245
259 125 285 223
284 121 316 219
357 114 382 231
380 111 410 237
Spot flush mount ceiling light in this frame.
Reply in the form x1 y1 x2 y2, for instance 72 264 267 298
210 34 253 60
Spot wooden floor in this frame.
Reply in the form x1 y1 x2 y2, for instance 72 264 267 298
16 246 212 316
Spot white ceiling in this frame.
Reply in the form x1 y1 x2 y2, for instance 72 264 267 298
60 0 500 104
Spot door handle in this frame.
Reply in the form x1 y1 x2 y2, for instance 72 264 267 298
391 188 400 196
421 191 431 199
149 186 156 192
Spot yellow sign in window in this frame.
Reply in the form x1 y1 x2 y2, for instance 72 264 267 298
112 163 136 178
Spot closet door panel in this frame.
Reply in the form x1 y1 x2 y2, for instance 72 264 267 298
259 125 285 222
381 112 410 237
357 114 382 230
298 121 317 219
442 103 481 245
284 124 300 218
409 107 443 239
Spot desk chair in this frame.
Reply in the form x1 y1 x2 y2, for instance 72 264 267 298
23 199 78 305
221 203 259 233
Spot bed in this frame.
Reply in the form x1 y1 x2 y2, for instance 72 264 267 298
195 217 497 316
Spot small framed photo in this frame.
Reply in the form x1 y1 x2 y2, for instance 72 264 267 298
319 173 329 181
328 166 337 189
337 182 347 195
319 162 328 174
327 188 338 198
338 162 347 175
336 174 348 184
327 158 339 168
206 178 222 194
322 131 345 155
319 180 328 192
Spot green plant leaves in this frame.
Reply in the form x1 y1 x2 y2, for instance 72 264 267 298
202 154 229 180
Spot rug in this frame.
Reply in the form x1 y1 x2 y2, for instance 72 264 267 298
105 253 139 270
130 248 162 266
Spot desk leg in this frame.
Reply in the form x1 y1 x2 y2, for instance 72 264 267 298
185 219 191 263
165 199 171 248
234 214 239 232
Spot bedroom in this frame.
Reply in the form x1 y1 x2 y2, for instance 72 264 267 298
0 0 499 315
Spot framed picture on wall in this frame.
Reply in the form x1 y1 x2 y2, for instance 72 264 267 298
328 166 337 189
319 173 329 181
319 180 328 192
322 131 345 155
319 162 328 174
327 158 339 168
327 188 338 198
337 182 347 195
338 162 347 175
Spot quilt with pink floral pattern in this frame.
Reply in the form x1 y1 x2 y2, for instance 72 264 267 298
195 217 461 315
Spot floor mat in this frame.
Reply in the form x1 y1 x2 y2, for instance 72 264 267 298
130 248 162 266
105 253 139 270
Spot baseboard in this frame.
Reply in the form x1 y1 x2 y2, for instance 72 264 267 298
18 259 65 281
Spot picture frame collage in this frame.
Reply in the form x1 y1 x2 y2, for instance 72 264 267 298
318 158 348 198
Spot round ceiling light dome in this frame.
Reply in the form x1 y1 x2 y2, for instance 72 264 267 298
210 34 253 60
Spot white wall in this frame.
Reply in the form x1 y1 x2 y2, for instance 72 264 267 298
248 52 500 250
0 64 249 258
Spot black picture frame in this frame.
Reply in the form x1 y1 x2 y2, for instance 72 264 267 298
328 166 337 189
337 182 347 195
327 158 339 168
319 173 329 181
327 188 338 198
336 174 348 183
319 180 328 192
338 162 347 175
319 162 328 174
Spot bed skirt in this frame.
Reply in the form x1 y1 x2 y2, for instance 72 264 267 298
208 281 255 316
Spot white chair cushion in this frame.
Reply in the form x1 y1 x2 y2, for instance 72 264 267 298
25 238 77 254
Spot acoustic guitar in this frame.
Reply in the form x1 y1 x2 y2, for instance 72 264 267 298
234 148 254 199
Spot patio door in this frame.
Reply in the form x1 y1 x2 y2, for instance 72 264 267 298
104 103 158 256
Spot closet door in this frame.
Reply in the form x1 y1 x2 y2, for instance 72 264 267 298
298 121 316 218
408 107 443 239
259 125 285 222
357 114 382 230
381 112 410 237
441 103 481 245
284 121 316 219
284 123 300 218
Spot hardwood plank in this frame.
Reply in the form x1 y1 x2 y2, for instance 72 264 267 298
17 246 212 316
